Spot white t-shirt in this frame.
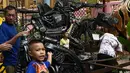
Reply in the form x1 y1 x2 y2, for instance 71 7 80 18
60 38 70 49
99 33 123 57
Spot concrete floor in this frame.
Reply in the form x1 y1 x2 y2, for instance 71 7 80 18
117 56 130 73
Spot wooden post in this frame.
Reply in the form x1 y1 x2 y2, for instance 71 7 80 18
37 0 43 4
50 0 55 8
3 0 8 8
103 0 105 12
25 0 30 8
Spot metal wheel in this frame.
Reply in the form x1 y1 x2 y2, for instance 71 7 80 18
46 44 84 73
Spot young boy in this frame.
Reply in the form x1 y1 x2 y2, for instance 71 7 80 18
26 40 52 73
60 32 70 49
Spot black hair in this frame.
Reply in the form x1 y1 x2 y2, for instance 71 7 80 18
28 39 43 50
4 5 17 15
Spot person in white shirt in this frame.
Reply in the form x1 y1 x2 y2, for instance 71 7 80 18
60 32 70 49
99 33 123 58
94 32 129 73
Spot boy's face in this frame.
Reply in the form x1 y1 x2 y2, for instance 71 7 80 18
29 43 46 62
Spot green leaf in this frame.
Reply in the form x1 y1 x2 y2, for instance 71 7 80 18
118 37 130 52
127 21 130 36
87 0 98 3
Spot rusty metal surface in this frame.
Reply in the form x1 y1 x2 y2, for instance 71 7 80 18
85 62 130 73
84 56 130 73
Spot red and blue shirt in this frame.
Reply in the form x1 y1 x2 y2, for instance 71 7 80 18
26 61 50 73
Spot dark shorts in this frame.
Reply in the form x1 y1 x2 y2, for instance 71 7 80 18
5 66 16 73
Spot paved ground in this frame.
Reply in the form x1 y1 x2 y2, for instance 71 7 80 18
117 56 130 73
79 52 130 73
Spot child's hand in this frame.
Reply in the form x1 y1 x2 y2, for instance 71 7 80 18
47 52 53 64
47 52 53 56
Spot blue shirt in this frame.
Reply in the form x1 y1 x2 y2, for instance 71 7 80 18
26 61 50 73
0 22 20 66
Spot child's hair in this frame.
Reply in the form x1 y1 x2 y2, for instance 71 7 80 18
62 32 69 37
28 39 43 51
